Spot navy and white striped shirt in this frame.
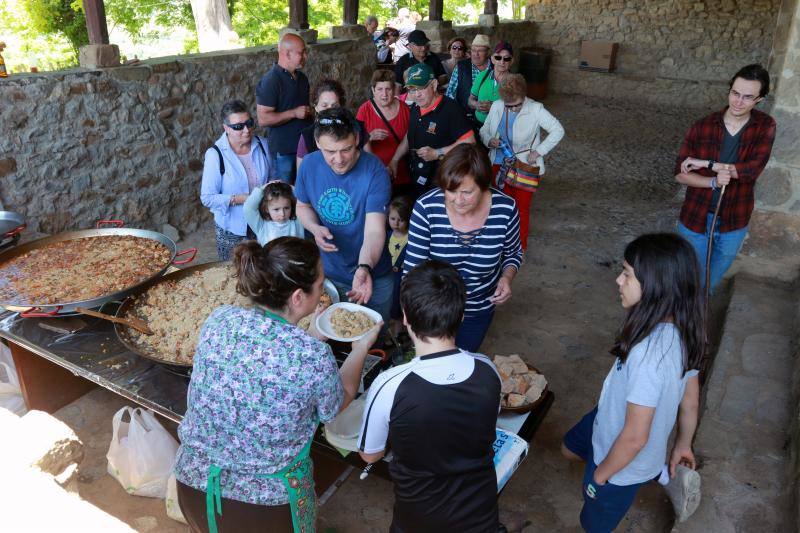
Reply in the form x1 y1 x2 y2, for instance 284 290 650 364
403 188 522 315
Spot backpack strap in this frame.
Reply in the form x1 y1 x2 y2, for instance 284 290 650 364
211 145 225 175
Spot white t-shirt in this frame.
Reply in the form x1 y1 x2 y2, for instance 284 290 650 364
592 323 699 485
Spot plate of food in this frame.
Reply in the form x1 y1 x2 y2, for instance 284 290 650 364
297 279 339 331
316 302 381 342
494 354 548 413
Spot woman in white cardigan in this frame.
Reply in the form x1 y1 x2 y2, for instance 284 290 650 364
480 74 564 251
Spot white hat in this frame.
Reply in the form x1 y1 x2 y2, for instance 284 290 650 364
472 34 491 48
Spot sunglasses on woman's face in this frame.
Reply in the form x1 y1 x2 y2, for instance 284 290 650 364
226 118 255 131
451 45 464 51
493 55 512 62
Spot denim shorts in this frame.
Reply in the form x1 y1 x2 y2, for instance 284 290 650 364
564 408 645 533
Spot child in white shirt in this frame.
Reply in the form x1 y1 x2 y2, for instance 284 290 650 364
243 181 304 246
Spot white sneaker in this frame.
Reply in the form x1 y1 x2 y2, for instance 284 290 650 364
665 465 701 523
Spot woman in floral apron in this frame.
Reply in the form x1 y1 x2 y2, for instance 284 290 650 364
174 237 380 532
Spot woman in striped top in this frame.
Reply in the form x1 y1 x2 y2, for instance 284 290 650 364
403 144 523 352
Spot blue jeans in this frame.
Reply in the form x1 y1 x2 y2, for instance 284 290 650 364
677 214 748 293
455 309 494 353
331 273 394 328
564 408 647 533
273 152 296 184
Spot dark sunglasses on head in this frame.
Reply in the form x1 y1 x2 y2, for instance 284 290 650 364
451 45 464 51
318 117 346 126
226 118 255 131
493 55 513 62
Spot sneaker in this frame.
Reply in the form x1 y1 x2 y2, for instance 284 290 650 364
665 465 701 522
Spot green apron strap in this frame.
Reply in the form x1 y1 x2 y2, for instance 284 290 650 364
206 464 223 533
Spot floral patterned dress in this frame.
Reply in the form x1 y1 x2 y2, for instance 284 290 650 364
174 305 344 509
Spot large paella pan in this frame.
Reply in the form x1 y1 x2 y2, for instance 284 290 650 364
0 220 196 316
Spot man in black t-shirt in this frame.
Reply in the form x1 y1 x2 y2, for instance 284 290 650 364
256 33 313 183
395 63 475 197
358 260 501 533
394 30 447 91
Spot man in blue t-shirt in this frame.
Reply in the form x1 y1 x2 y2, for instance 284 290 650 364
295 108 393 325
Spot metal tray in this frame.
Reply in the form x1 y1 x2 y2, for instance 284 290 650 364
115 264 340 373
114 261 226 371
0 211 25 249
0 222 196 316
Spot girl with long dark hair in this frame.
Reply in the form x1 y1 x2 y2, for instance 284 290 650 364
562 233 704 532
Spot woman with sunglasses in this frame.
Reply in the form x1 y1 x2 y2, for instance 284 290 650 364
469 41 514 125
480 74 564 253
201 99 275 261
443 37 467 81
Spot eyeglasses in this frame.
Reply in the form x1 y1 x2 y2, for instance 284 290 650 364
225 118 255 131
493 55 512 62
729 89 759 102
451 45 464 51
406 82 432 94
504 101 524 109
318 117 346 125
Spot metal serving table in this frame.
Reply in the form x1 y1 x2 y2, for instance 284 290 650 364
0 307 554 495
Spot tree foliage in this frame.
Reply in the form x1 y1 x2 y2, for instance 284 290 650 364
23 0 88 55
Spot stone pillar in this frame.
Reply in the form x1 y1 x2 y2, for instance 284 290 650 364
330 0 369 40
480 0 500 27
283 0 317 43
739 0 800 278
79 0 120 68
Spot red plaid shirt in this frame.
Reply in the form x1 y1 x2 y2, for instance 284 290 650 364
675 108 776 233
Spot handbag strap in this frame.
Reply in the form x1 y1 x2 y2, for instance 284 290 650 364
370 98 402 144
503 105 537 157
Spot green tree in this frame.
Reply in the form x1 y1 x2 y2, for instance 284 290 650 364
23 0 88 56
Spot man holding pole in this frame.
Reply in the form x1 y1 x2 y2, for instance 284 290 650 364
674 64 776 292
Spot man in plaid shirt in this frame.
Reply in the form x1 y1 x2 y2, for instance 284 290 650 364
674 64 776 292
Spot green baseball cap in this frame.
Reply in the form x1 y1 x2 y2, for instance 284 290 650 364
405 63 434 88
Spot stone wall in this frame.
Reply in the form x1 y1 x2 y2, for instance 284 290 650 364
526 0 782 109
0 36 376 237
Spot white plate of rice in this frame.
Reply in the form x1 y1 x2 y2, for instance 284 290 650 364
316 302 381 342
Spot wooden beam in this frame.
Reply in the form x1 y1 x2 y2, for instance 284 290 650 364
343 0 358 25
429 0 444 21
83 0 110 45
484 0 498 15
289 0 310 29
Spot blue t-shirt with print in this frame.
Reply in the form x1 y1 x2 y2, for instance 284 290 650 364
295 150 392 284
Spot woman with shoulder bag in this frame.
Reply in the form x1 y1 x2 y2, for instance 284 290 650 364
480 74 564 252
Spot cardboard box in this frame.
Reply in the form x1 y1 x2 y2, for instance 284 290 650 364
579 41 619 72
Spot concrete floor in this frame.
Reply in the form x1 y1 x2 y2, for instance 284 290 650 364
42 94 795 531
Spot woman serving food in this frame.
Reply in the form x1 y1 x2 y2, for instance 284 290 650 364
174 236 380 533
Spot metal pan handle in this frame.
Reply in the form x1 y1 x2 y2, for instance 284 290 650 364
368 349 389 364
96 219 125 229
3 223 26 238
21 305 63 318
172 248 197 265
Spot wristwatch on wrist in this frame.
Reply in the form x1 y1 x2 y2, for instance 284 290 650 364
707 159 715 170
357 263 373 275
710 177 718 190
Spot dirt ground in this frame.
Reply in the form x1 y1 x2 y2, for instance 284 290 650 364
54 93 715 532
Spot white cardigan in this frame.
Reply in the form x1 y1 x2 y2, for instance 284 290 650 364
479 98 565 175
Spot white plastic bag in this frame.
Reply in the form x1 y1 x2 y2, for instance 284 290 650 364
0 343 26 416
106 406 179 498
165 473 188 524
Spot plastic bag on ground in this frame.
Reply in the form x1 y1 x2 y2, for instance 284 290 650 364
106 406 179 498
165 473 188 524
0 343 26 416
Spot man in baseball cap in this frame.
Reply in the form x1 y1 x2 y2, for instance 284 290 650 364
397 63 476 198
445 34 492 127
395 29 447 91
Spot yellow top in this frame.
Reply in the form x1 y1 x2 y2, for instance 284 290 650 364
388 232 408 266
